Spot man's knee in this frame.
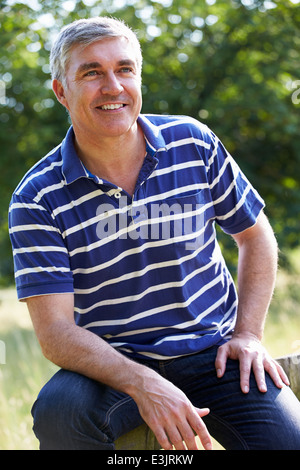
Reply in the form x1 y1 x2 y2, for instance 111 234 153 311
31 370 114 450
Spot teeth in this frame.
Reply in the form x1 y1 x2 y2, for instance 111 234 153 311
101 104 124 110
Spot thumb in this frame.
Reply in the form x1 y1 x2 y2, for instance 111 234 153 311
215 344 229 378
195 407 210 418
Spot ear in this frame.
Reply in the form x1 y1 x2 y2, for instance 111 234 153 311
52 79 70 110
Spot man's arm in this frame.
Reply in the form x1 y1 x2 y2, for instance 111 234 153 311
26 293 212 450
215 211 290 393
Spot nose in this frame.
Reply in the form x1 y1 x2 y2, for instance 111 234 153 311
101 71 124 95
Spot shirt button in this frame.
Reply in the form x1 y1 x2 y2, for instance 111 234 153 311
114 192 122 199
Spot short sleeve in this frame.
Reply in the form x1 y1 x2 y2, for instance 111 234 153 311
9 194 74 300
205 130 265 234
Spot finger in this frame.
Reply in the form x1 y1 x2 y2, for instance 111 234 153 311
215 345 229 378
252 358 267 393
165 427 187 450
196 407 210 418
264 359 289 389
150 412 198 450
154 427 173 451
170 408 211 450
275 362 290 386
170 424 196 450
239 355 252 394
191 408 213 450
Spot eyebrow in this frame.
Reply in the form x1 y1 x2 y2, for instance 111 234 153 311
76 59 136 75
76 61 102 75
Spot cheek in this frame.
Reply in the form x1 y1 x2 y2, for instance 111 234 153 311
132 86 142 107
69 90 93 113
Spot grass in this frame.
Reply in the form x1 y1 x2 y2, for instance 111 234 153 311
0 254 300 450
0 289 58 450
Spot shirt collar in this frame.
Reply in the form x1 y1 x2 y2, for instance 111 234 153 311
61 126 87 185
61 115 167 185
137 115 167 155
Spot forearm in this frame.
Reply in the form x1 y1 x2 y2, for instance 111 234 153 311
30 305 212 450
215 213 289 393
27 293 154 398
38 317 155 397
233 212 278 340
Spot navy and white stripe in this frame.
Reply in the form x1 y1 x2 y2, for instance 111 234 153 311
8 114 264 360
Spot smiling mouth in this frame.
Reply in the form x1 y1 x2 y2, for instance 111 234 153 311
98 104 126 110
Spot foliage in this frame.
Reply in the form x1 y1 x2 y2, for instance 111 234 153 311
0 0 299 283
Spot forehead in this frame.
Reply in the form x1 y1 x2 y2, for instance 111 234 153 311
67 36 138 73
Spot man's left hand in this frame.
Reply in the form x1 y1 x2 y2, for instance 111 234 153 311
215 332 290 393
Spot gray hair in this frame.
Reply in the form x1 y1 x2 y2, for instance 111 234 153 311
50 17 143 86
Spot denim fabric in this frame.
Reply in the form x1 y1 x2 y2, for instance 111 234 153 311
32 346 300 450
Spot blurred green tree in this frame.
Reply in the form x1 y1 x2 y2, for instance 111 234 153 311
0 0 299 283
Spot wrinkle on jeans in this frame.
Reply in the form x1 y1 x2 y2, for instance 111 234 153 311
204 411 249 450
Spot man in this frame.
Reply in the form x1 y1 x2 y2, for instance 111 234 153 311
9 17 300 450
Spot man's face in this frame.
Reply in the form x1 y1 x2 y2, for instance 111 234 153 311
54 36 143 142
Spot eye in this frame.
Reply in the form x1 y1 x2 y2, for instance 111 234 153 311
119 67 134 74
85 70 98 77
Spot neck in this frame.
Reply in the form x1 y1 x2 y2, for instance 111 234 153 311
73 123 146 196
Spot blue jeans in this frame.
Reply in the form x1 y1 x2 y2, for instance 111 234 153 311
32 346 300 450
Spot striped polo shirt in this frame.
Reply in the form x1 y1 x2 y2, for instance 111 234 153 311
9 114 264 360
